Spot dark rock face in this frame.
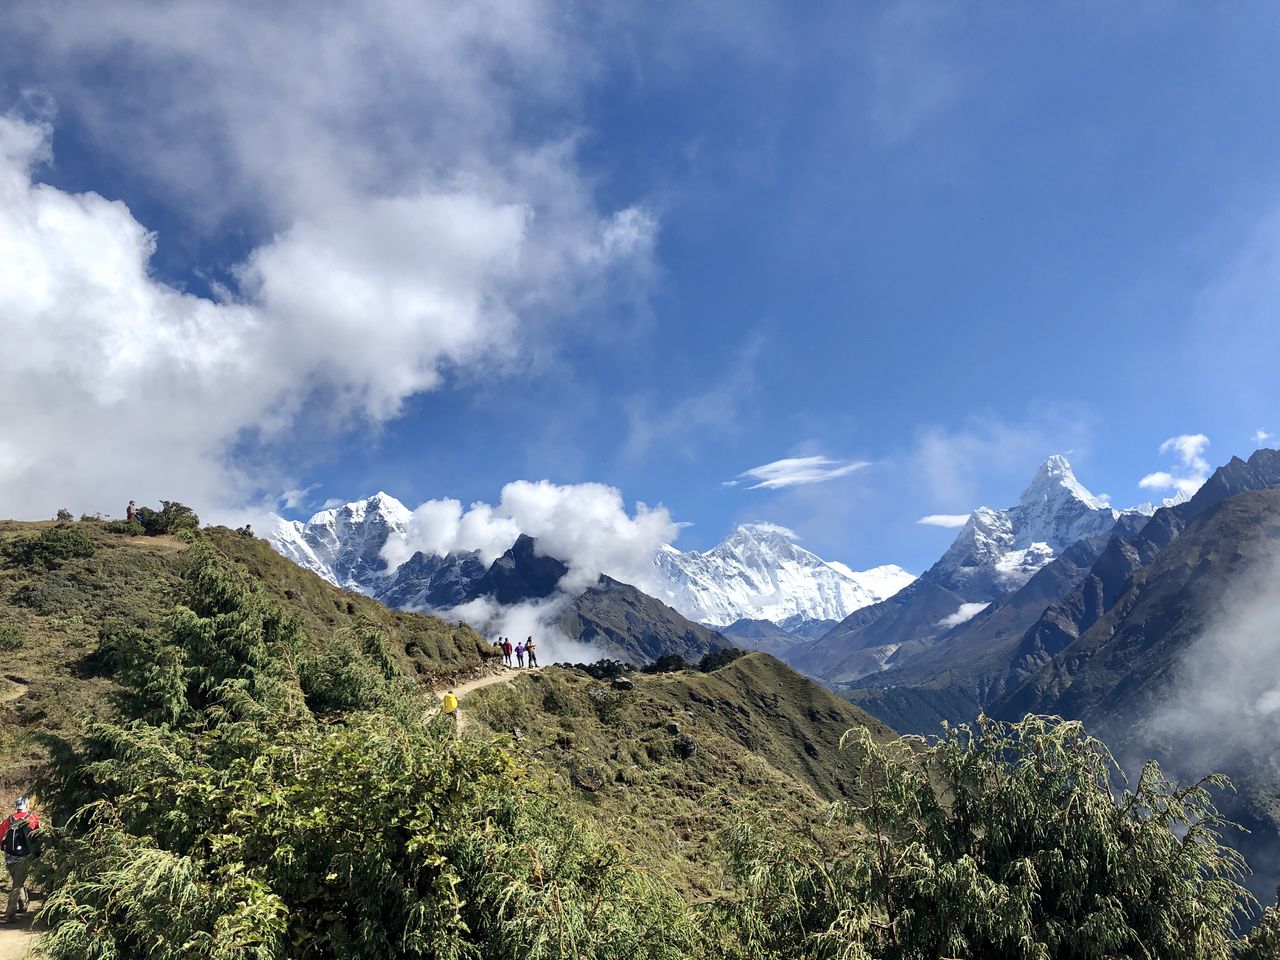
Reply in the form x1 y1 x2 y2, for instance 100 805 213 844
467 534 569 605
559 575 730 665
374 549 487 610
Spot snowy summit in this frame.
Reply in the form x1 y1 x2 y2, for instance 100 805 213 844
651 522 914 627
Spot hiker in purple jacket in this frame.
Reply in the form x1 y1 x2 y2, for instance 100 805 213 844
515 641 526 668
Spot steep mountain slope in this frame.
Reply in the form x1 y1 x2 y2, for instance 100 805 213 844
991 488 1280 900
270 492 411 591
840 515 1150 732
837 449 1280 734
994 449 1280 698
558 576 730 664
792 456 1128 683
466 652 894 895
651 523 913 626
0 519 497 777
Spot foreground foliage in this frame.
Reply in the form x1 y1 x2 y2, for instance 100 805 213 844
714 717 1279 959
37 543 693 960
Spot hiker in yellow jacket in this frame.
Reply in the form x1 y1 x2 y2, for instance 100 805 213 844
442 690 458 726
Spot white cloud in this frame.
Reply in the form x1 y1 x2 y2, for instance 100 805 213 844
731 456 870 491
917 513 970 528
936 601 989 629
0 3 658 520
1141 550 1280 778
1138 434 1211 498
1255 428 1274 447
383 480 678 596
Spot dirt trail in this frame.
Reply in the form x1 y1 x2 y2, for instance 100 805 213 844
0 897 42 960
439 666 540 732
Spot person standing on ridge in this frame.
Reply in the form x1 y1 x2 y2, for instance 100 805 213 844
515 641 526 668
0 796 40 923
501 637 513 667
525 636 538 668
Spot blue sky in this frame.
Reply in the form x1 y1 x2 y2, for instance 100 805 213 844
2 2 1278 575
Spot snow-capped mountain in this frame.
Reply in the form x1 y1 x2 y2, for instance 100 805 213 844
928 455 1126 597
270 492 412 591
651 522 914 627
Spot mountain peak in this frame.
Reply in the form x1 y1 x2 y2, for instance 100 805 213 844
733 522 800 541
1019 454 1106 512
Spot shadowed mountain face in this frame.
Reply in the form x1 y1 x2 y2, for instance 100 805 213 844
792 456 1127 683
991 487 1280 903
374 549 488 610
558 576 730 664
832 449 1280 734
466 534 568 606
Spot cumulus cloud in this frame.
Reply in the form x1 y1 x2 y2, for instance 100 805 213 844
935 601 989 629
383 480 678 596
917 513 970 528
1138 434 1211 498
0 3 657 520
1255 428 1274 447
730 456 870 491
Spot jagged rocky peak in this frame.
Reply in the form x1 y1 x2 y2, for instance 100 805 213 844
929 455 1120 599
1019 454 1107 513
268 492 413 592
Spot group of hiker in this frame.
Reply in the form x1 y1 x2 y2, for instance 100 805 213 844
496 636 538 669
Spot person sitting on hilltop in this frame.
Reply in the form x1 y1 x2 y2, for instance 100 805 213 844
126 500 138 522
525 636 538 668
0 796 40 924
238 523 254 538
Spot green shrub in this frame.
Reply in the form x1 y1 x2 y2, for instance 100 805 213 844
104 520 144 536
698 647 745 673
573 659 633 680
55 508 73 522
641 653 690 674
713 715 1264 960
134 500 200 537
0 624 23 651
12 573 83 616
2 525 96 570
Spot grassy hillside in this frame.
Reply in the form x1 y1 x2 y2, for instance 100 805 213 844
464 652 893 896
0 519 495 778
4 517 1277 957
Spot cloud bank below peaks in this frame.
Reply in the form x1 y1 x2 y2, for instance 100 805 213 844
383 480 678 596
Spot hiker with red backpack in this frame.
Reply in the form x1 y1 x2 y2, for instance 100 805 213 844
0 796 39 923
